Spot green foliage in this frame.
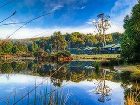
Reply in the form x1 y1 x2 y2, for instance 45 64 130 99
1 41 13 53
121 2 140 61
131 71 140 81
33 48 48 59
12 45 18 54
66 32 121 48
11 61 28 72
56 51 71 57
92 62 100 74
111 32 122 44
28 42 38 52
16 43 28 53
1 63 13 73
0 46 3 54
120 71 131 83
71 32 85 44
0 31 122 57
51 31 67 52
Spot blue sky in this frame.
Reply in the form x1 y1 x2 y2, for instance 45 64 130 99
0 0 138 39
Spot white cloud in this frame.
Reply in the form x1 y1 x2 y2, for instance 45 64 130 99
86 18 124 34
0 74 50 84
0 23 126 39
74 6 86 10
86 0 138 34
51 5 64 12
111 0 137 16
106 22 124 33
0 0 138 39
110 0 138 31
42 0 87 10
86 19 95 25
0 26 96 39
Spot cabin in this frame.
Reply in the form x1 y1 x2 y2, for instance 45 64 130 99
68 47 97 54
101 44 121 54
68 44 121 54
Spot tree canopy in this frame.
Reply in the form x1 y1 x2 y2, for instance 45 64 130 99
121 1 140 61
0 31 122 56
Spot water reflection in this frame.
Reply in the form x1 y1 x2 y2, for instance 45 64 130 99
0 74 124 105
0 60 139 105
95 69 112 103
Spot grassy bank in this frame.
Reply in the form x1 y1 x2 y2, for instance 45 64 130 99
114 65 140 81
72 54 120 61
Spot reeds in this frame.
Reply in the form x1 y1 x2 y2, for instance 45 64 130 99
126 91 135 105
125 83 140 105
4 86 70 105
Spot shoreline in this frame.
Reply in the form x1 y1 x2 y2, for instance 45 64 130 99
0 54 120 61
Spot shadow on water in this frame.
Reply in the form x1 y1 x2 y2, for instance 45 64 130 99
0 60 139 105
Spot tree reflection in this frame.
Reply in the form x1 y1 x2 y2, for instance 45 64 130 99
0 60 140 104
1 63 13 73
95 69 111 103
0 61 107 84
0 61 138 89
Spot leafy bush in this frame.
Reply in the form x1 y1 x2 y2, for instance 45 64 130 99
131 71 140 81
92 62 100 74
55 51 71 57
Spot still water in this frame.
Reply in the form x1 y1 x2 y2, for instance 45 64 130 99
0 60 138 105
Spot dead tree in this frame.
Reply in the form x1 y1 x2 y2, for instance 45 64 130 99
93 13 111 47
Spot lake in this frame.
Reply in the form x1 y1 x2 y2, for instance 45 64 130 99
0 60 139 105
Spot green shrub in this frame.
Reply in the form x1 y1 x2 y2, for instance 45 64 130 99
56 51 71 57
131 71 140 81
92 62 100 74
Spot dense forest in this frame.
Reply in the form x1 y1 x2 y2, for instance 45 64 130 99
0 32 122 57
